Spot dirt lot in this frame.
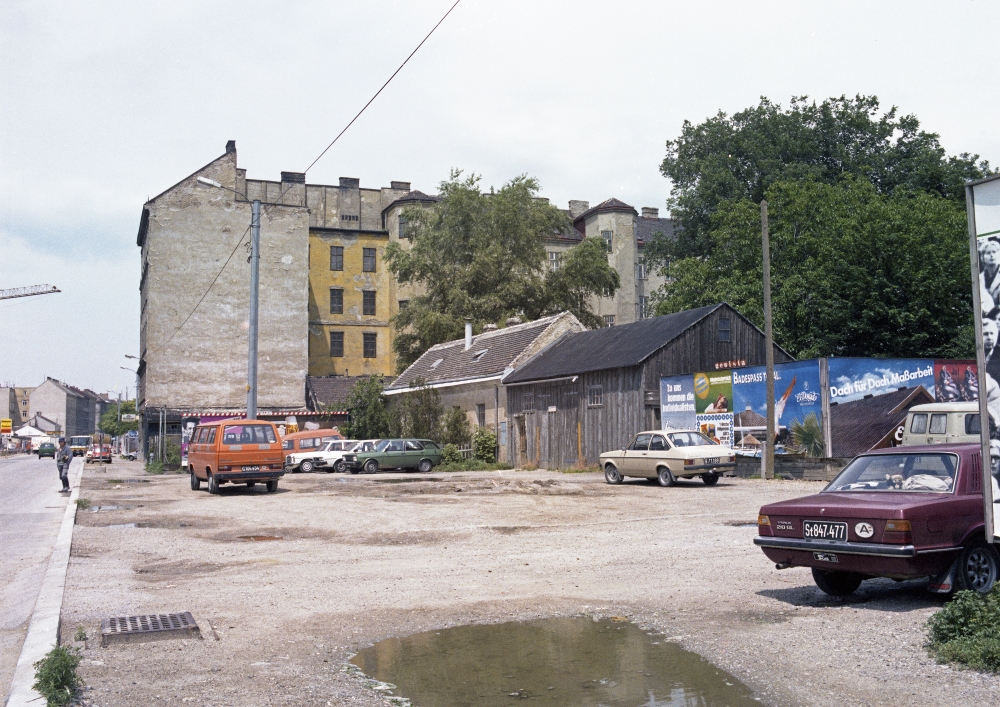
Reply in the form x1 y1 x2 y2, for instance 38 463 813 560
60 462 999 707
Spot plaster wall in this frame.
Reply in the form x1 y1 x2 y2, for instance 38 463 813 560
28 380 69 434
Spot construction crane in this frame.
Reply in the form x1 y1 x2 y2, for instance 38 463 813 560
0 284 61 300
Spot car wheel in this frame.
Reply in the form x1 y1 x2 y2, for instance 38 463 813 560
657 467 676 487
300 460 314 473
190 472 201 491
417 459 433 473
349 465 360 474
702 472 720 486
208 474 219 495
811 568 864 597
604 464 623 485
266 479 278 493
364 459 379 474
334 459 346 473
956 539 999 593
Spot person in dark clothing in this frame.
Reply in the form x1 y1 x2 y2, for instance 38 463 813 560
55 437 72 492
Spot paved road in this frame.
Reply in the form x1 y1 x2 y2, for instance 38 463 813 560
0 453 79 704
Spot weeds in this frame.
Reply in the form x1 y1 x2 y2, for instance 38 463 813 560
145 460 164 474
73 626 87 642
33 646 81 707
74 498 91 510
927 587 1000 671
436 459 513 472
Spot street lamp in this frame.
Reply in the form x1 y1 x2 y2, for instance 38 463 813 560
197 176 261 421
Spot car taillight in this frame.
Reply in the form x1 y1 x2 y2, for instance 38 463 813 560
757 515 770 526
883 519 912 544
220 466 232 471
684 459 694 466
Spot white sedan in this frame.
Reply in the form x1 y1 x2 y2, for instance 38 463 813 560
285 439 357 473
599 429 736 486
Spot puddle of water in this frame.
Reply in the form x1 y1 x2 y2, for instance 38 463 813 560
375 477 444 484
238 535 283 542
350 617 759 707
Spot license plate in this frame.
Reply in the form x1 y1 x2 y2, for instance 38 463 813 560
241 465 261 472
803 520 847 541
813 552 839 563
704 457 720 464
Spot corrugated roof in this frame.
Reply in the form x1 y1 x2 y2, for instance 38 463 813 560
504 304 724 383
388 314 573 391
829 386 934 457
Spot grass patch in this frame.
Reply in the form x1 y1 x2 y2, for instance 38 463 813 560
927 586 1000 671
436 459 513 472
559 465 601 474
73 626 87 642
75 498 91 510
145 460 164 474
33 646 81 706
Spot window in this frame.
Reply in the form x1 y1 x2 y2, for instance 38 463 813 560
637 258 647 280
523 392 534 410
222 424 276 445
429 358 444 370
601 230 613 253
330 288 343 314
630 433 652 450
650 435 667 451
363 247 376 272
910 413 928 434
387 440 404 452
330 246 344 271
966 414 981 435
398 217 408 240
363 290 376 316
604 315 615 327
330 331 344 357
398 300 409 310
476 404 486 427
471 349 488 362
207 428 216 444
718 317 731 342
340 214 359 222
405 440 424 451
363 332 377 358
826 453 957 493
929 414 948 435
548 251 562 271
587 385 603 407
637 296 649 319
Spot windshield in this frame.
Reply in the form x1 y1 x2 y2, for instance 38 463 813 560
825 453 958 493
667 431 717 447
70 437 90 446
222 424 276 445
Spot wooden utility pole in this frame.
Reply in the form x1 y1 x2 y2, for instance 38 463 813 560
762 200 776 480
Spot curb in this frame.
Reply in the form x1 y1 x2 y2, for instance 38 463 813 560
5 460 83 707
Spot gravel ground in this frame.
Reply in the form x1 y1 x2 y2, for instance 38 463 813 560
59 462 1000 707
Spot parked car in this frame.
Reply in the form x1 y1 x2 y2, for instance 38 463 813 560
600 430 736 486
85 444 113 464
901 402 980 446
36 442 56 459
285 439 358 473
280 428 342 454
343 439 442 474
187 420 285 494
754 443 996 596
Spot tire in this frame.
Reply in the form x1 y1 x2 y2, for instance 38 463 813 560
208 474 219 495
349 465 359 474
417 459 433 473
363 459 379 474
300 460 314 473
604 464 623 485
812 568 864 597
956 539 999 593
334 459 346 474
190 472 201 491
702 472 720 486
266 479 278 493
657 467 676 487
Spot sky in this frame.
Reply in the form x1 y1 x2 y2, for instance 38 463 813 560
2 0 999 397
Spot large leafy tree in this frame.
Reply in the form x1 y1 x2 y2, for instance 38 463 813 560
386 171 619 369
340 376 391 440
654 178 975 359
651 95 989 261
98 399 138 437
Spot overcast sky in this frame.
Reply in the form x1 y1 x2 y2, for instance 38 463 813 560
2 0 998 397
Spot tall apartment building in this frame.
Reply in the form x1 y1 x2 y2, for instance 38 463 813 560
28 378 108 437
0 386 33 425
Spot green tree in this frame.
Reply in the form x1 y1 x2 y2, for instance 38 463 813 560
385 171 620 369
388 378 443 440
441 406 472 447
654 178 974 359
341 376 391 440
98 400 137 437
544 237 621 328
651 95 990 261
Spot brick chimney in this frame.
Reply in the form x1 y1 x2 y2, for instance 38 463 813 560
568 200 590 218
641 207 659 219
281 172 305 183
390 181 411 191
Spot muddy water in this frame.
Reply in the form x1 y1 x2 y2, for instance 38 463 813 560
351 617 759 707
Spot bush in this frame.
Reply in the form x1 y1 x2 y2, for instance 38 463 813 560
441 443 463 464
145 460 164 474
473 427 497 462
927 586 1000 671
436 459 513 472
165 440 181 466
442 407 472 447
33 646 81 707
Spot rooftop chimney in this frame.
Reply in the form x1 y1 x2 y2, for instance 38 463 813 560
641 207 659 219
568 200 590 218
390 181 411 191
339 177 360 189
482 323 498 333
281 171 306 183
225 140 236 154
465 321 473 350
505 316 522 328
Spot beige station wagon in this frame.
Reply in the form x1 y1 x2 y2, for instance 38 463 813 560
600 429 736 486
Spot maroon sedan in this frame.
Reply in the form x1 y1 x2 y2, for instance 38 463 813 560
754 443 998 596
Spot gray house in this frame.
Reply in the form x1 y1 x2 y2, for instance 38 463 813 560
502 304 793 469
28 378 109 438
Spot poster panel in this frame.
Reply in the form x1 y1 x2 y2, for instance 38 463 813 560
827 358 935 405
660 375 696 431
696 412 734 447
933 360 979 403
732 360 823 451
693 371 733 414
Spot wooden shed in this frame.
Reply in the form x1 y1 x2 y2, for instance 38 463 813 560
502 303 793 469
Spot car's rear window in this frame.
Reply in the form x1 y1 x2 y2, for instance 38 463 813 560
909 413 927 434
929 414 948 435
966 414 981 435
222 424 276 445
667 431 716 447
825 453 958 493
422 441 439 449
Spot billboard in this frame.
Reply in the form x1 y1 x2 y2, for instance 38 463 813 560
732 360 823 451
660 375 696 431
693 371 733 414
934 360 979 403
827 358 935 405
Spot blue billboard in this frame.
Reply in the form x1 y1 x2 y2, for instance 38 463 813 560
660 374 696 431
732 359 823 439
827 358 934 404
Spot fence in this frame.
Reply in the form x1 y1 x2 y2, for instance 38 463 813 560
732 456 851 482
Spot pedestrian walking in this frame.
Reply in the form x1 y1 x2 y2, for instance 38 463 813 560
56 437 72 493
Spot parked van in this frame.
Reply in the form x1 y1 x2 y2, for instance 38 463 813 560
280 428 342 454
187 419 285 494
901 402 980 446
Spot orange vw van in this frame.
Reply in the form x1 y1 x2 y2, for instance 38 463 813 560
188 420 285 494
280 428 342 453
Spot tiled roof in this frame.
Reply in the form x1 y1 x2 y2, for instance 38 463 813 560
387 313 576 391
829 386 934 458
307 375 394 411
572 198 637 223
381 190 440 216
504 304 724 383
636 216 675 247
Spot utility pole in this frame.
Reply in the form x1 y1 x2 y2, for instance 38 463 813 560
247 199 261 421
761 201 776 480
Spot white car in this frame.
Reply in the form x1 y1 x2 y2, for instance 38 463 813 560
599 429 736 486
285 439 357 473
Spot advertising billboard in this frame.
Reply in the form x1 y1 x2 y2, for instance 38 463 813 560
933 360 979 403
827 358 935 405
660 375 696 431
732 360 823 451
693 371 733 414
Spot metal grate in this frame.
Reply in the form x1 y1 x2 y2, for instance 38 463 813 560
101 612 200 646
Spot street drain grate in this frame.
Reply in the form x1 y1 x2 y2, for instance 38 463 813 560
238 535 282 542
101 612 200 646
